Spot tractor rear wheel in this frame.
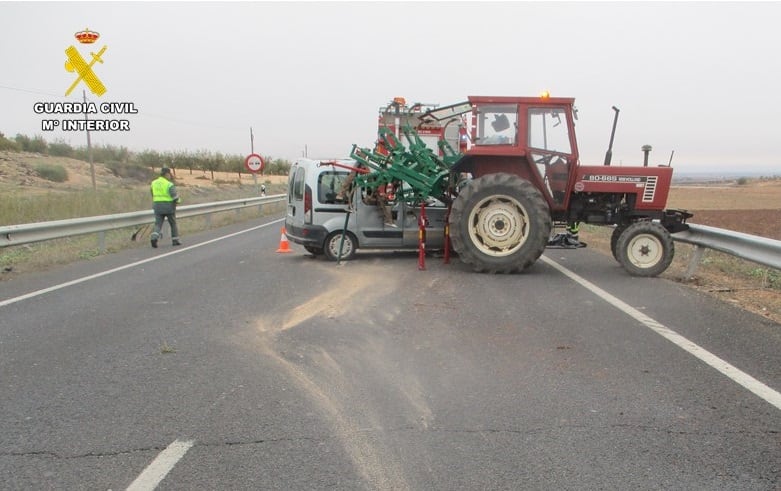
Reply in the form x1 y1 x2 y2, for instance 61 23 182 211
615 221 674 277
450 173 551 273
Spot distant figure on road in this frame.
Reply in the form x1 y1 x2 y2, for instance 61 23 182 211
150 166 181 248
261 183 266 197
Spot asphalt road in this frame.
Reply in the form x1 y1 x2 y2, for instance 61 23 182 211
1 216 779 490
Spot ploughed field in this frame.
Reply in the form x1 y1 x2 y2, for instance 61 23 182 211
585 178 781 325
667 181 780 240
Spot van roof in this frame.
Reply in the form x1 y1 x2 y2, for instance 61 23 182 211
295 158 356 166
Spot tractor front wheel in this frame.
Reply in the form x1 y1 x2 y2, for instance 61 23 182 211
450 173 551 273
615 221 674 277
610 224 628 261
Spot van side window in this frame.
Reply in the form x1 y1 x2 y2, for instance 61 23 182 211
318 171 349 203
288 167 297 203
292 167 305 200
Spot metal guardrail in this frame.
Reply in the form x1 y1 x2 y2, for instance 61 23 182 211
672 223 781 278
0 194 286 248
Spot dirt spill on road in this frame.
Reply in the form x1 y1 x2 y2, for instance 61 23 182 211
253 263 414 491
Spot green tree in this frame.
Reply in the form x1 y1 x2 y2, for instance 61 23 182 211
202 151 224 179
226 154 245 179
135 149 162 170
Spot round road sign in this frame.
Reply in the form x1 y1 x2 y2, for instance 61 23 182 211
245 153 264 173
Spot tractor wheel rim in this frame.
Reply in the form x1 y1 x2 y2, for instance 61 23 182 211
467 195 529 257
626 233 663 268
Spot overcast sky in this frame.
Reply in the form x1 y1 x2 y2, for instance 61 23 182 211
1 1 780 174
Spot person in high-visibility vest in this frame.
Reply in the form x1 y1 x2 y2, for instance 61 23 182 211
150 167 181 248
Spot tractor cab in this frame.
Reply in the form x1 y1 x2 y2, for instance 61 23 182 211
421 94 580 211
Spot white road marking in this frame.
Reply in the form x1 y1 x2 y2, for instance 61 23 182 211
0 219 284 308
126 439 194 491
541 255 781 411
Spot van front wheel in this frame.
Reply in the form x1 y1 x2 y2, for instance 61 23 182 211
324 231 357 261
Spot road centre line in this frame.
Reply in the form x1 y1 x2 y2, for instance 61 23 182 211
0 218 284 309
126 439 194 491
540 255 781 412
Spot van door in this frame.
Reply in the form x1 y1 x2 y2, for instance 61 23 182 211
355 187 403 248
287 165 306 227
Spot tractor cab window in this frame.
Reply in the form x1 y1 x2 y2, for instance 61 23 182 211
475 104 517 145
528 107 571 154
528 107 573 205
318 170 350 204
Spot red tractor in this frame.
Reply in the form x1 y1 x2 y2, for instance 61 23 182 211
349 94 691 276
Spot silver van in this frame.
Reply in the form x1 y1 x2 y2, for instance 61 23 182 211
284 158 447 260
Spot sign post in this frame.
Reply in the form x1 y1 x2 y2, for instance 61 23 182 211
245 153 264 195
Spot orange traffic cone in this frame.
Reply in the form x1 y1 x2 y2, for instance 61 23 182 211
276 227 292 253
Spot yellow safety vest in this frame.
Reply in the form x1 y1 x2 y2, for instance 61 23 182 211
151 176 174 202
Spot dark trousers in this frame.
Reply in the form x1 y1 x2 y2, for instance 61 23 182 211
152 202 179 241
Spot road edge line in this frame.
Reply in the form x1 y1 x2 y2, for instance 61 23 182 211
0 218 284 308
541 255 781 411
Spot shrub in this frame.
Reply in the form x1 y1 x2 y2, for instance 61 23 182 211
736 177 750 185
0 132 20 151
48 141 74 157
34 164 68 183
15 134 47 154
105 161 155 181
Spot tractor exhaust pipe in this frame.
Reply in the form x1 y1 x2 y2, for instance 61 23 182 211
642 145 652 167
604 106 620 166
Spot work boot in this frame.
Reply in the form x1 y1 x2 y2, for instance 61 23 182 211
172 240 182 246
151 238 158 248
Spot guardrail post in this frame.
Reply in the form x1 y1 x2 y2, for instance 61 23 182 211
97 231 106 253
684 244 706 280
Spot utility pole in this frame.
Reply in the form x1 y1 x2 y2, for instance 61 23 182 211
250 126 259 194
84 90 96 190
